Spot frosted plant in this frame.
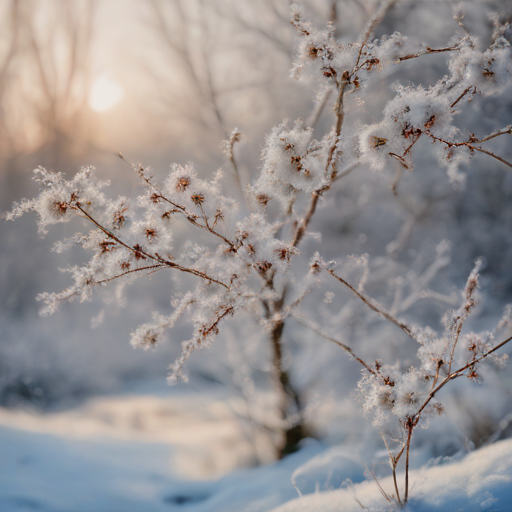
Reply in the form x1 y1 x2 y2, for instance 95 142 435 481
344 261 511 506
7 0 512 503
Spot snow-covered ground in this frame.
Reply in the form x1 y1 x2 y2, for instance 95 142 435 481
1 387 511 512
277 440 512 511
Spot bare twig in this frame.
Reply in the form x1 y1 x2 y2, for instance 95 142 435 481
362 461 392 503
398 44 460 62
95 264 166 285
403 422 413 504
293 315 377 376
327 269 415 339
450 86 476 109
471 146 512 169
381 434 402 506
425 130 512 170
480 125 512 143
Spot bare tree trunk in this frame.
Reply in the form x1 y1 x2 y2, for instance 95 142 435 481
270 317 307 459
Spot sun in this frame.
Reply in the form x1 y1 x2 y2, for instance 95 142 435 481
88 76 124 113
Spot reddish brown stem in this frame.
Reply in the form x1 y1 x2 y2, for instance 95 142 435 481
74 203 229 288
425 130 512 170
294 316 377 376
404 422 414 505
398 44 460 62
156 194 236 249
95 264 165 284
450 86 475 109
328 269 415 339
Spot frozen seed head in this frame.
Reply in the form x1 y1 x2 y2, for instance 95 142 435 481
49 200 68 218
191 193 205 205
176 177 190 192
378 388 396 409
131 324 162 350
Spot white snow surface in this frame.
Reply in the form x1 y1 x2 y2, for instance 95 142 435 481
0 388 511 512
273 438 512 511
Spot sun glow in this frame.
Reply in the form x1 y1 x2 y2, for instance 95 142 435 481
88 76 124 113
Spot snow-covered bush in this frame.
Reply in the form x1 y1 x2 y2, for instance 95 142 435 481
8 0 512 506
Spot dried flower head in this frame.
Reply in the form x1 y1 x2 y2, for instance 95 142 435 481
191 193 205 205
176 177 190 192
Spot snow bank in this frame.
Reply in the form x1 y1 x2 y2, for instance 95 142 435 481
1 391 512 512
272 439 512 511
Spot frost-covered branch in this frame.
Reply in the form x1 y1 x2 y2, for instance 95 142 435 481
356 261 511 506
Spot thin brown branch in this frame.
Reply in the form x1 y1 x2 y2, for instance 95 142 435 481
350 0 395 77
392 464 401 505
449 334 512 381
334 81 347 140
430 359 443 391
403 133 422 156
292 192 320 248
198 305 235 342
159 193 236 248
160 259 229 288
389 152 410 170
425 130 512 171
403 423 413 505
95 264 165 285
362 461 392 503
416 334 512 420
398 44 460 62
381 434 402 506
471 146 512 169
391 163 403 196
74 204 229 288
327 269 415 339
75 204 147 258
480 125 512 143
397 334 512 505
395 442 406 464
447 318 466 375
353 0 397 73
450 86 475 109
291 0 391 249
293 316 377 376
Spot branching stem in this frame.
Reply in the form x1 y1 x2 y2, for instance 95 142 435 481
398 333 512 505
292 79 348 248
95 264 165 284
398 44 460 62
74 203 229 288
